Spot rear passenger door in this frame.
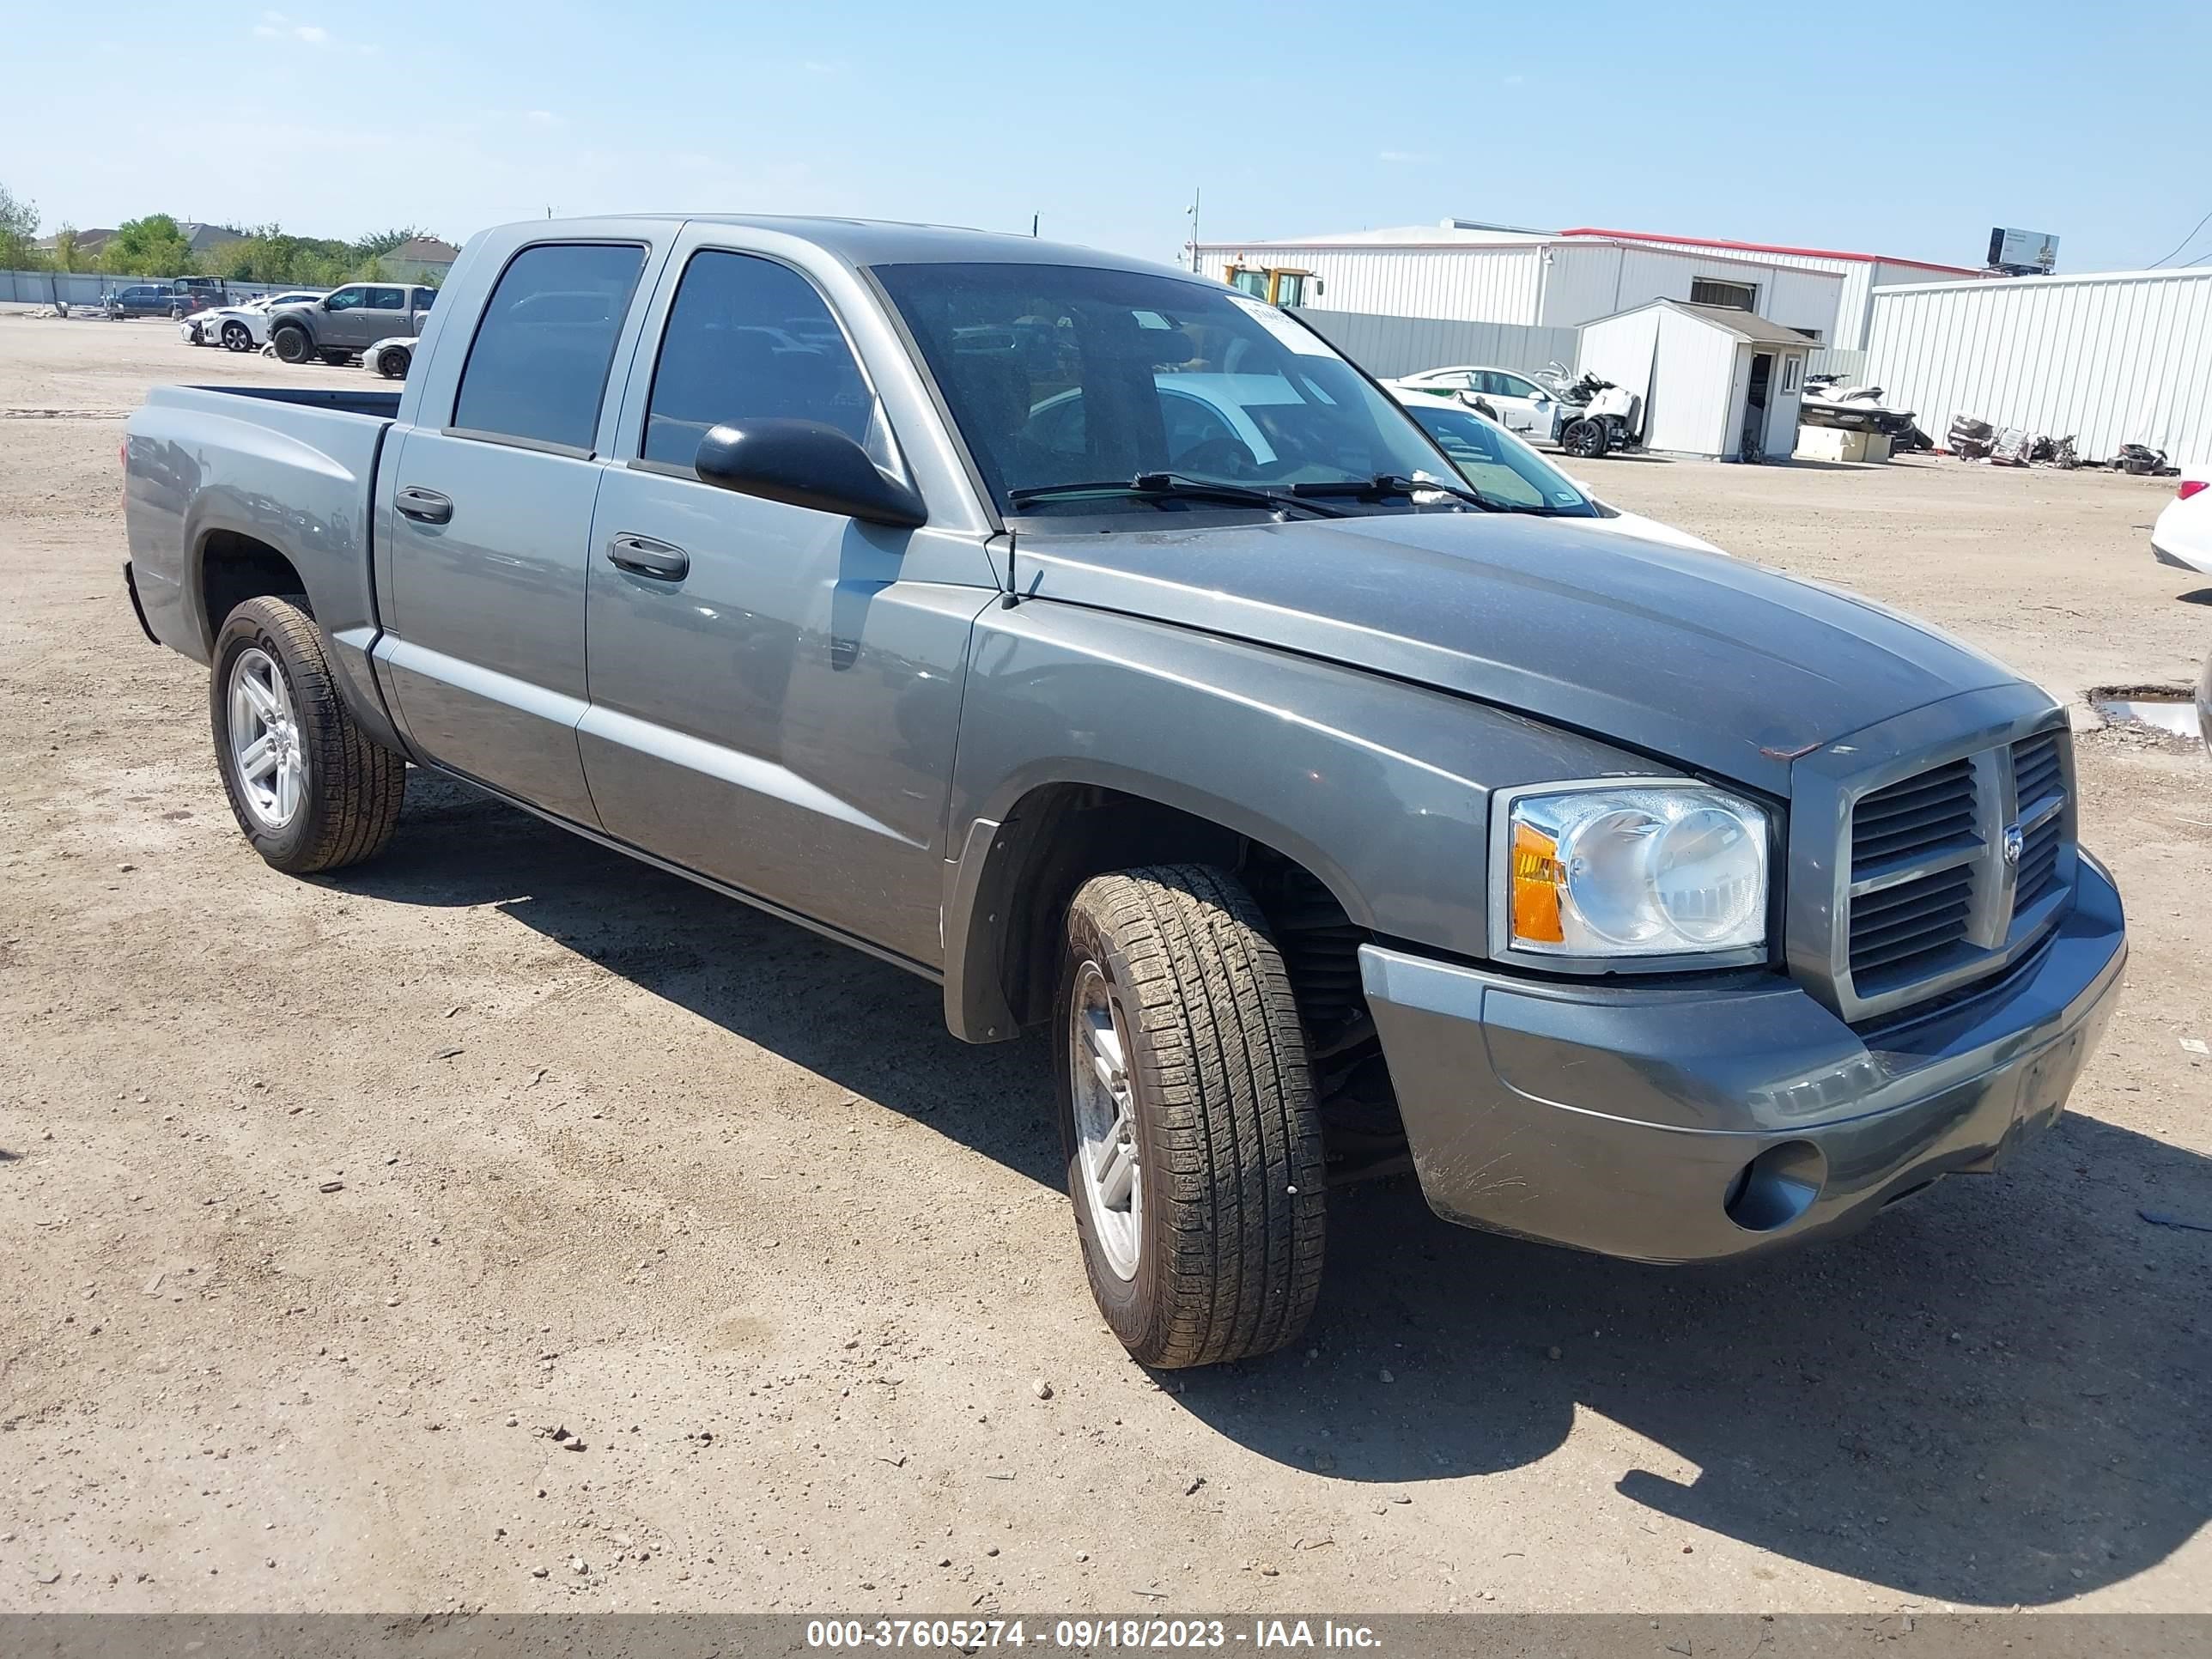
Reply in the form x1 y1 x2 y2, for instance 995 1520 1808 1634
376 238 659 823
577 236 987 963
353 283 410 349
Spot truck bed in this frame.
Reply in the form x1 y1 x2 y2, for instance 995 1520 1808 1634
184 382 404 421
124 380 400 672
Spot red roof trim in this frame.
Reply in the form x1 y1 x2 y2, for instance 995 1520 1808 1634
1556 227 1980 276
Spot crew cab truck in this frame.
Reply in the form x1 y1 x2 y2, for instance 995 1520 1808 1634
123 216 2128 1368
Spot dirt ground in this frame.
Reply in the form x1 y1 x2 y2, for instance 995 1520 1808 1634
1 313 2207 1617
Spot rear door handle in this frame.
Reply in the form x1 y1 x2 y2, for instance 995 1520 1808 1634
606 533 690 581
395 486 453 526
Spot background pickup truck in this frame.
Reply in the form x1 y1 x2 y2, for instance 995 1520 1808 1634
261 281 439 365
124 215 2127 1368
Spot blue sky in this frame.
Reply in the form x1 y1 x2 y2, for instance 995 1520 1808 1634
13 1 2209 273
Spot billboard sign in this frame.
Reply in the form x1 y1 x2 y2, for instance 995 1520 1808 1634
1987 228 2059 273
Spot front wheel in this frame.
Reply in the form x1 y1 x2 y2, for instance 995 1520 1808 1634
1055 865 1326 1368
271 324 311 364
210 596 407 873
222 320 252 352
375 345 411 380
1560 416 1610 459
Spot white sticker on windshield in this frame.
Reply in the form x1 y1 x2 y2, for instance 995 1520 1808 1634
1224 292 1334 356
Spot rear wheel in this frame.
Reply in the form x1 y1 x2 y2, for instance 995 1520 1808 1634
210 596 406 874
1561 417 1610 459
320 349 352 367
271 323 311 364
1055 865 1326 1368
221 320 252 352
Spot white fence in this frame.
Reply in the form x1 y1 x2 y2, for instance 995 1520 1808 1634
2 270 303 307
1295 309 1579 381
1864 267 2212 467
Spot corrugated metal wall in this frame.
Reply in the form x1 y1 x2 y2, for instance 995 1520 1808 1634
1559 237 1983 349
1202 244 1547 325
1296 309 1578 380
1864 268 2212 466
1540 244 1841 338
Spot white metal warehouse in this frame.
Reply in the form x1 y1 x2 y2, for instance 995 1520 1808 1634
1196 225 1846 341
1556 228 1982 351
1578 300 1814 463
1863 266 2212 468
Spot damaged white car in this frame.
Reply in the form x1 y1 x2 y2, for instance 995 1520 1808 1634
180 291 331 352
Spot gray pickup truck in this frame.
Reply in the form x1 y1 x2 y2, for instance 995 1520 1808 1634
263 281 439 366
123 215 2127 1368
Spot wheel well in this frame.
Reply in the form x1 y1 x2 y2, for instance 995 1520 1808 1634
200 532 307 641
991 784 1369 1050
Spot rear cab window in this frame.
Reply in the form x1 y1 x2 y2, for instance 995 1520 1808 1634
450 243 648 454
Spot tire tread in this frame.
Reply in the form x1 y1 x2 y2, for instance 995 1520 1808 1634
1066 864 1325 1368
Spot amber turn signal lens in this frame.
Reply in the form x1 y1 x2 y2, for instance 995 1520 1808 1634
1510 820 1565 945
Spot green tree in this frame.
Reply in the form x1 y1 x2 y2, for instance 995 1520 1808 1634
100 214 200 276
50 224 82 271
0 181 40 270
351 227 424 264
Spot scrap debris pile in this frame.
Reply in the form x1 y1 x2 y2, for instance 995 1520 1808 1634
1944 415 2176 473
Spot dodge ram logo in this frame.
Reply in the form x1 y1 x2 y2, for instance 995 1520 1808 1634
2002 823 2024 866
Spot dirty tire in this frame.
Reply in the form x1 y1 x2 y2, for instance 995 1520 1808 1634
271 323 311 364
1055 864 1326 1368
210 596 405 874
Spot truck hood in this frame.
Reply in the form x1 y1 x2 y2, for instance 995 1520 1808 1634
1017 510 2024 796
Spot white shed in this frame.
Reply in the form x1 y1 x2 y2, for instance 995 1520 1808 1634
1578 300 1814 462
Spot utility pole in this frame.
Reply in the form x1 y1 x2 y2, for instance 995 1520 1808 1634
1031 213 1039 238
1184 187 1200 273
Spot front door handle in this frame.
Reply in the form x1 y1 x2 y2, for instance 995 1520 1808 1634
395 486 453 526
606 533 690 581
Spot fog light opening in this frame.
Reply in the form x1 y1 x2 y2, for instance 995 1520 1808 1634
1724 1140 1826 1232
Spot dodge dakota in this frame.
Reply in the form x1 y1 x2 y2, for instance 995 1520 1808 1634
122 215 2127 1367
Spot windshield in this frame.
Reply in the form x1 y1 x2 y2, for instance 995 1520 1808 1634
872 261 1458 514
1403 403 1598 516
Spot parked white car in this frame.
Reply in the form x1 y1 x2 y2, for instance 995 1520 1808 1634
1394 396 1723 555
180 292 330 352
2151 472 2211 574
364 335 419 379
1385 364 1568 443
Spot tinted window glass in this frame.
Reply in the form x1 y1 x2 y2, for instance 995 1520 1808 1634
1405 404 1595 516
875 261 1452 512
453 243 646 451
325 287 366 312
368 287 406 311
641 250 880 468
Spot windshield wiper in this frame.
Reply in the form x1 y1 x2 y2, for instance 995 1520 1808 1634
1007 474 1349 518
1290 472 1510 513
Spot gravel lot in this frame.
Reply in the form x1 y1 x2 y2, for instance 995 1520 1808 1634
2 313 2207 1616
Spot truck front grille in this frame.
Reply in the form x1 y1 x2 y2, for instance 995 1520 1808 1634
1831 721 2075 1019
2011 731 2065 910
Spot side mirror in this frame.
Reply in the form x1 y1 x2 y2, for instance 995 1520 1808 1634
694 420 927 529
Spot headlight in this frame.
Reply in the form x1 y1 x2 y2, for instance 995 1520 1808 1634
1495 782 1770 964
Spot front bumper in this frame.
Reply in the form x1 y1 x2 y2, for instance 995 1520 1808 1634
1360 857 2126 1263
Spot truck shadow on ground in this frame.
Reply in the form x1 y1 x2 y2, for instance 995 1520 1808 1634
347 776 2210 1609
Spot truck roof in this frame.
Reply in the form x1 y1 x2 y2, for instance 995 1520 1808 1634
560 213 1204 279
